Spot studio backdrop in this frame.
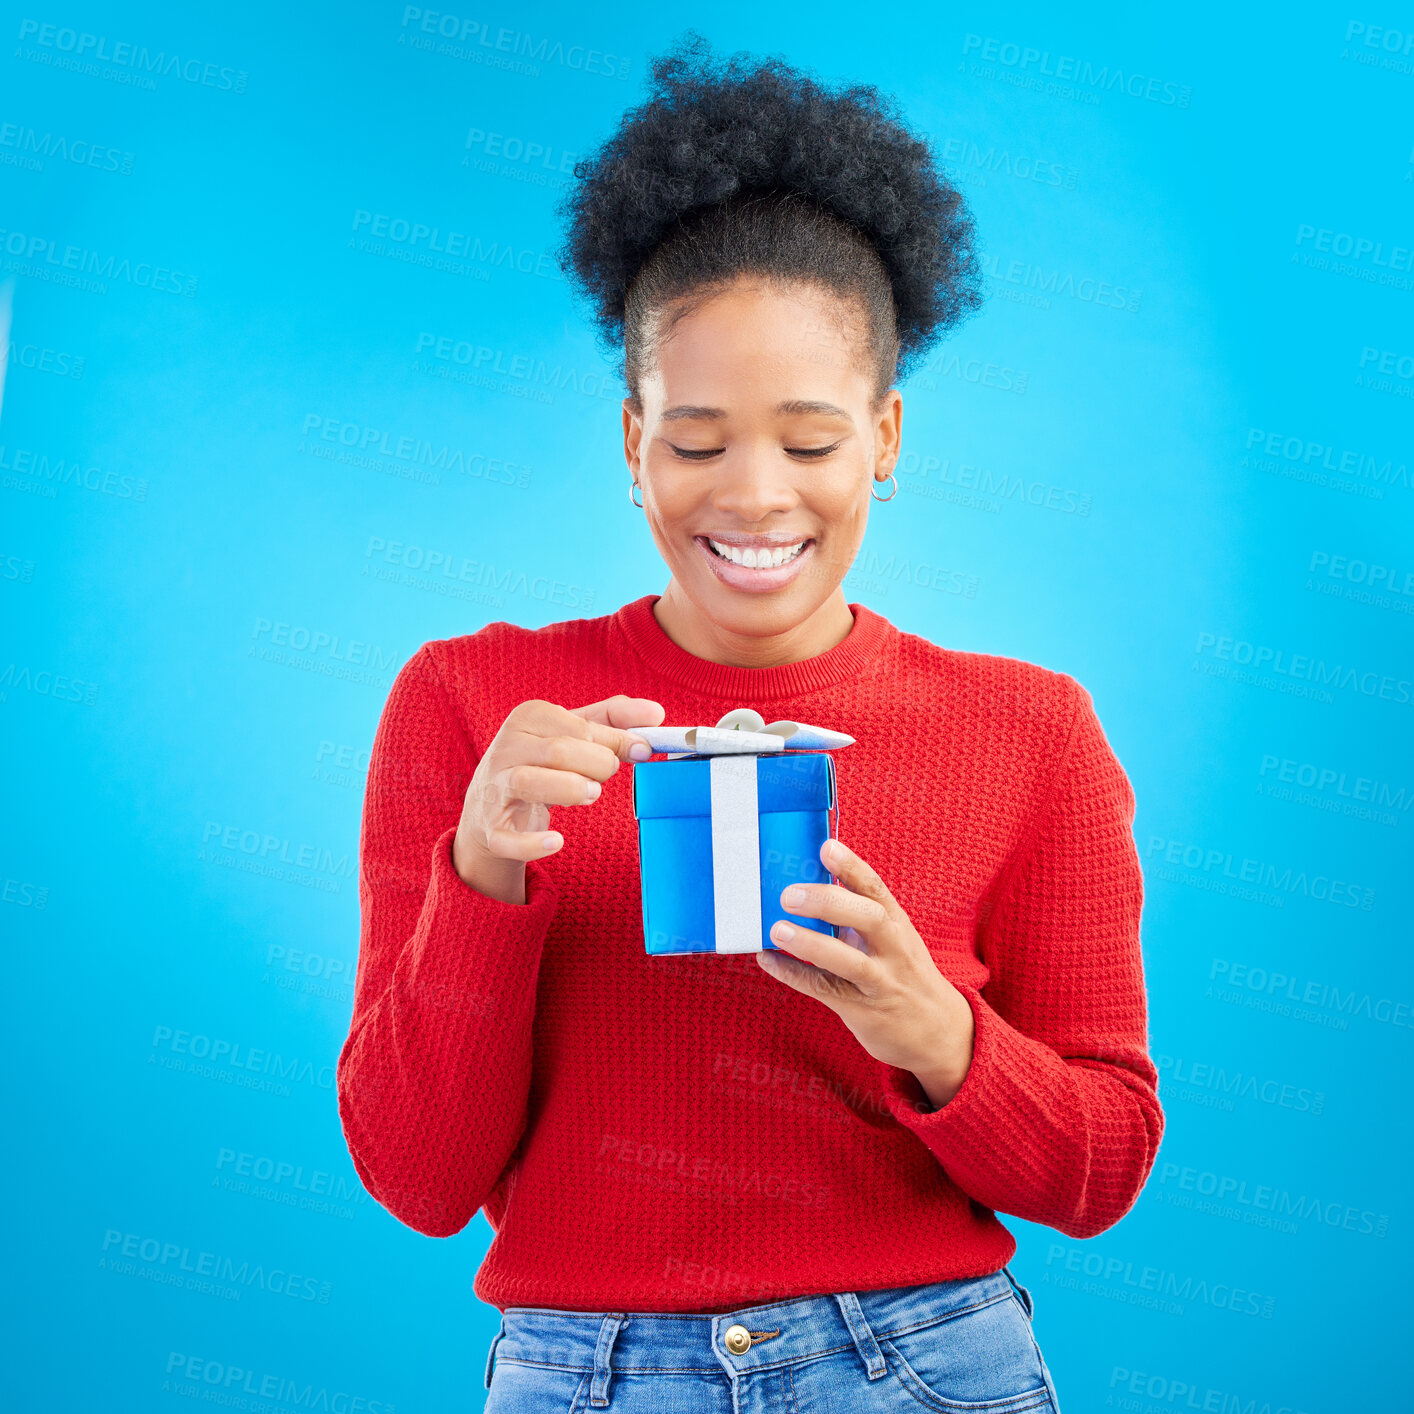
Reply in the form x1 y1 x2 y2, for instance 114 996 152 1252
3 4 1410 1410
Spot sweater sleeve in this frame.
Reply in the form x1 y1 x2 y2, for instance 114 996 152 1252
336 643 560 1238
876 676 1164 1240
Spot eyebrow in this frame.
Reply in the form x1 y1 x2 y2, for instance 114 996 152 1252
661 400 853 423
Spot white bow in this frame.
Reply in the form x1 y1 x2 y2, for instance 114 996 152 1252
625 707 854 758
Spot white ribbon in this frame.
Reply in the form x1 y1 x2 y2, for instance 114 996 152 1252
708 755 762 953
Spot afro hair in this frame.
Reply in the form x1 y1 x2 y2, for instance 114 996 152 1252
554 31 985 390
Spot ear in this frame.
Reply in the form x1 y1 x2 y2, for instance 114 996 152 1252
622 398 642 474
873 388 903 473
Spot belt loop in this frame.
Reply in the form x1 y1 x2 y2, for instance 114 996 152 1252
1002 1264 1035 1319
588 1314 627 1407
483 1314 506 1390
833 1291 886 1380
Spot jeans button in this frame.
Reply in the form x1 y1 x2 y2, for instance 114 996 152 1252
723 1324 752 1355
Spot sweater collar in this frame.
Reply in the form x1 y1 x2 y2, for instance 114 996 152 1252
613 593 899 702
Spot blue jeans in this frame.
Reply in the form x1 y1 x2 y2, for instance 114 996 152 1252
482 1265 1062 1412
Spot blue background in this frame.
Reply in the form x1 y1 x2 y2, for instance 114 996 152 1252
4 3 1411 1409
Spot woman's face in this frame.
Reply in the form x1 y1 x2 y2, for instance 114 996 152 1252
622 278 902 643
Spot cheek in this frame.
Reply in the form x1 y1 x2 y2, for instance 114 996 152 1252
816 478 870 534
639 459 693 516
642 482 702 554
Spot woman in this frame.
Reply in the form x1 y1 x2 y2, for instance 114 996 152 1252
337 34 1163 1413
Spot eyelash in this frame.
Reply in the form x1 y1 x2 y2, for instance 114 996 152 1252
670 442 843 462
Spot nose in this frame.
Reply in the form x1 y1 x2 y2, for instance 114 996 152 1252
709 450 799 521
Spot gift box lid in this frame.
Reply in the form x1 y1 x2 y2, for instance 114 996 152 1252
632 750 836 819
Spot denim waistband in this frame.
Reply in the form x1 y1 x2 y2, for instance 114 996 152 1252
484 1266 1032 1393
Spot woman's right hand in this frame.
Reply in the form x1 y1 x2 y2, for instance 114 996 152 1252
452 695 664 903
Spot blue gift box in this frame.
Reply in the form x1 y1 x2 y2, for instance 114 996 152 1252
626 710 852 957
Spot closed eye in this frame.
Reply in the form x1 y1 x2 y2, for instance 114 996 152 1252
668 442 844 462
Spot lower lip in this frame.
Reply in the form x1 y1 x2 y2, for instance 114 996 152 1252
694 537 816 593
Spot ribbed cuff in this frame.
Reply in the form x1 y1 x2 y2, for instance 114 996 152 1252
876 981 1069 1184
432 824 557 906
405 826 561 994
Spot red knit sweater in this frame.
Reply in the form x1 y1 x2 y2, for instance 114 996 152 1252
337 593 1164 1313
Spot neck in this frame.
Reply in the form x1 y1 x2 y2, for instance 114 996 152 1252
651 581 857 668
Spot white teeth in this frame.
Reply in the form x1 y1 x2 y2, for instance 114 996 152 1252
708 539 807 569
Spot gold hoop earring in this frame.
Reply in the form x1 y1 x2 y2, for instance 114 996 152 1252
629 478 644 509
871 473 898 502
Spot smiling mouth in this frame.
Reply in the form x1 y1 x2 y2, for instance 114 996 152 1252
701 537 814 569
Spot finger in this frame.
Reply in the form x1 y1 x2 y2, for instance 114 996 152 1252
765 920 878 992
820 838 902 917
517 731 628 787
482 823 563 863
515 699 655 767
567 694 666 760
769 918 873 979
501 762 605 808
572 694 666 730
778 880 889 939
756 947 852 1004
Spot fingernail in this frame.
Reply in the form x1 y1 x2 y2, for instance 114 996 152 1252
772 921 794 941
629 741 651 761
823 840 843 863
584 780 601 801
781 886 805 906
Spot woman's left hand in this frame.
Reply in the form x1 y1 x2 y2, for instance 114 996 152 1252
756 837 976 1111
